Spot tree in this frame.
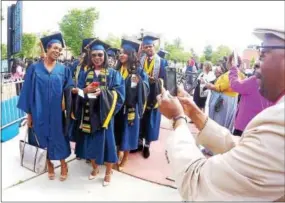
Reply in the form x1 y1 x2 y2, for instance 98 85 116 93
104 33 121 48
1 44 7 59
164 40 191 63
211 45 232 65
199 55 206 63
14 33 37 58
59 8 100 56
173 37 182 49
250 57 255 68
203 45 213 61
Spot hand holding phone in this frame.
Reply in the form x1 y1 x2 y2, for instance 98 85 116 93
166 67 178 96
91 82 100 88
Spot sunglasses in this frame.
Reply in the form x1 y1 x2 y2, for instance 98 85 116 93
92 53 104 58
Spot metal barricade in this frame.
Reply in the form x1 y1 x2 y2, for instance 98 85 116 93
1 73 26 142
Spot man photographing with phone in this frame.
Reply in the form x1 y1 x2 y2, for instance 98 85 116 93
157 27 285 201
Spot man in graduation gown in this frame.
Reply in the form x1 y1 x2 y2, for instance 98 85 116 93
17 33 74 181
133 34 164 158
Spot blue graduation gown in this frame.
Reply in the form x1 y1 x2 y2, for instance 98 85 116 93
159 58 168 84
17 62 74 160
115 67 149 151
140 55 165 143
74 68 125 164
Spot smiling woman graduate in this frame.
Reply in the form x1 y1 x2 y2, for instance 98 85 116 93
72 39 125 186
114 38 149 171
17 33 75 181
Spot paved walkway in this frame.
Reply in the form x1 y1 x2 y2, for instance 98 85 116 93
1 123 181 201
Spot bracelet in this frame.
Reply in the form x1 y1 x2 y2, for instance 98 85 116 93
172 115 187 128
200 116 209 131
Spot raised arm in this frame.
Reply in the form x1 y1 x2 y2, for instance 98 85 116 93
167 109 284 201
229 66 254 95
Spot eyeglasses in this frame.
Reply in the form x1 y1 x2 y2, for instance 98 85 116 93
257 45 285 61
258 45 285 53
92 53 104 58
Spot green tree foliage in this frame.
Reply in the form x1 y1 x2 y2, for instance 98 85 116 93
104 33 121 48
1 44 7 59
14 33 37 58
59 8 99 56
164 40 192 63
199 55 206 63
211 45 232 65
250 57 255 68
203 45 213 61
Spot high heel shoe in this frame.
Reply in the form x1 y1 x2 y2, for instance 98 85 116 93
47 161 55 180
103 171 113 187
88 167 99 180
117 162 125 172
60 163 68 181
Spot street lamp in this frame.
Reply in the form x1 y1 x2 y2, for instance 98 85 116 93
140 28 144 39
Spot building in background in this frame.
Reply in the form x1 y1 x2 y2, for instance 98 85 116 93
242 48 259 69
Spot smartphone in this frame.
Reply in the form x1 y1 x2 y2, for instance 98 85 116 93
91 82 100 88
166 67 178 96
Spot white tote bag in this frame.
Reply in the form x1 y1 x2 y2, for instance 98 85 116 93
19 128 47 174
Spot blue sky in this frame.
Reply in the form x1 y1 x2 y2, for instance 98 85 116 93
1 1 284 55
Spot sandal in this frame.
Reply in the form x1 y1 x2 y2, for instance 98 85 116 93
60 163 68 181
103 171 113 187
88 167 99 180
47 161 55 180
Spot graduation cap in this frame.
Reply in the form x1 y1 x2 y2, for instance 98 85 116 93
40 32 65 53
107 48 120 57
89 39 110 51
138 33 159 45
157 49 169 58
121 38 140 52
81 38 96 53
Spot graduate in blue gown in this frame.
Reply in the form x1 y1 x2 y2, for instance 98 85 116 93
114 38 149 171
17 33 74 181
71 39 125 186
107 48 119 69
133 34 164 159
157 49 169 88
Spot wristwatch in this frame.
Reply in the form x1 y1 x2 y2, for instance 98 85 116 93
172 115 187 128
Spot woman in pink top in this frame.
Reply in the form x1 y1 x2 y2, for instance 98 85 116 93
11 60 25 80
11 59 25 95
229 61 272 136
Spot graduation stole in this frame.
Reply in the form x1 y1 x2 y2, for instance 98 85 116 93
119 65 137 125
120 65 129 80
81 68 109 133
143 57 155 77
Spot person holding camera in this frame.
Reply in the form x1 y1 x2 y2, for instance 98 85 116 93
157 27 285 201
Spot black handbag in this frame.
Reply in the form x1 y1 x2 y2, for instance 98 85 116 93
214 94 224 113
